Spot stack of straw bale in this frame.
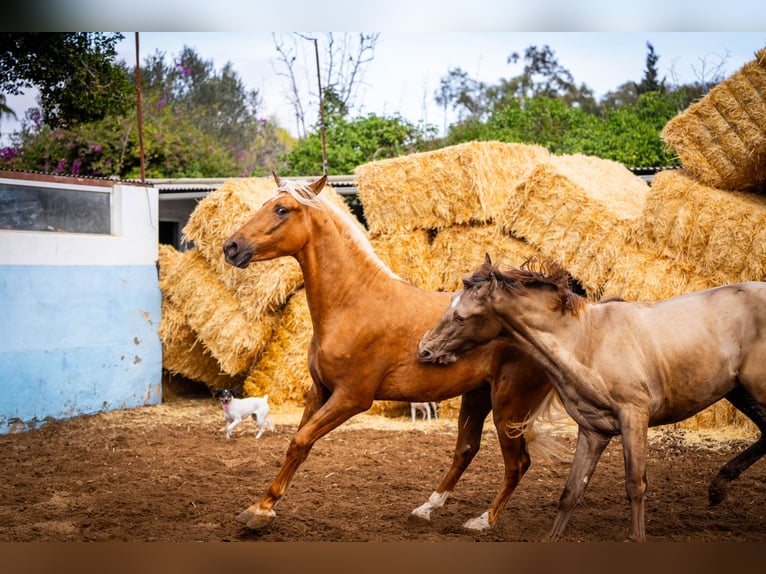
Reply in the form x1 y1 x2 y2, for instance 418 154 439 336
661 48 766 192
499 153 650 298
158 244 279 378
356 141 550 234
159 295 243 389
628 169 766 286
243 288 314 404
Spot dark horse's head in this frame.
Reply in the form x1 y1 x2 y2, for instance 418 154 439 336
418 254 583 364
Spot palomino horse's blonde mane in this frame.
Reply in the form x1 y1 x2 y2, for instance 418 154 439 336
276 177 401 281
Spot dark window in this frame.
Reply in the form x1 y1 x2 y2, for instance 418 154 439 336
0 183 110 234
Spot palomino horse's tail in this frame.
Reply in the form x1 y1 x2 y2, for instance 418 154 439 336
506 389 574 464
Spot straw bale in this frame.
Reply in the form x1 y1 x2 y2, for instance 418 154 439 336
500 154 649 298
661 48 766 191
601 245 716 302
369 229 440 291
356 141 550 235
158 244 278 375
672 401 754 431
244 288 313 403
159 296 243 389
429 224 539 292
183 177 355 319
632 169 766 284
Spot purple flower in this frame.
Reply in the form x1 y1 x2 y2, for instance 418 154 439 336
208 146 214 152
71 158 82 175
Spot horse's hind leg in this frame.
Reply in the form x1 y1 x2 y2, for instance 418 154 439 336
709 386 766 505
411 384 492 522
464 359 553 531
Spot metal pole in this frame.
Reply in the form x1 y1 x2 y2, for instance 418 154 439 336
135 32 146 183
313 38 328 176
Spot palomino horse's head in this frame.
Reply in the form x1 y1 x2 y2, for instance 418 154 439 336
418 253 503 365
223 172 327 268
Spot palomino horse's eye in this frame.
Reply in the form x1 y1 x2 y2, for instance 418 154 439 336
274 205 289 217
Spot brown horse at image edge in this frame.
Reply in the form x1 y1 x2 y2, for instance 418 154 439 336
418 254 766 541
222 174 558 531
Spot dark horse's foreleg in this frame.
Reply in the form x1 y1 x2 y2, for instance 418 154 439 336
410 383 492 522
709 386 766 505
236 383 367 529
463 359 553 530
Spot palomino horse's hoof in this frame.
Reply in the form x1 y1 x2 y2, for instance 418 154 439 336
236 506 276 529
462 511 492 531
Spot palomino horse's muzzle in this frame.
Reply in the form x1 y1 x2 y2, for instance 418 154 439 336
223 238 253 268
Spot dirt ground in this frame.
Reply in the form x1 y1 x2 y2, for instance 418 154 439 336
1 392 765 543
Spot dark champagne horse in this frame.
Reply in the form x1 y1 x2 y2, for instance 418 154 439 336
222 175 556 530
419 254 766 541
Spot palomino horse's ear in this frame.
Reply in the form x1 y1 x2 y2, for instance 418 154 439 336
310 174 327 195
272 171 284 188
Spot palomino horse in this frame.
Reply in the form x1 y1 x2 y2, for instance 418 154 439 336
418 254 766 542
222 174 555 531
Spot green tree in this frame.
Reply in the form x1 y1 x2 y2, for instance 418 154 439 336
281 95 436 175
0 33 133 128
638 42 665 95
0 45 289 179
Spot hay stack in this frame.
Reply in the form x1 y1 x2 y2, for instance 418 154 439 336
661 47 766 191
356 141 550 235
369 230 440 291
158 244 278 375
244 288 313 404
500 154 649 298
601 245 716 302
159 296 243 389
631 169 766 285
429 224 539 292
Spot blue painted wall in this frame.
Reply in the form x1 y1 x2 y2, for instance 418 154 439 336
0 265 162 433
0 179 163 434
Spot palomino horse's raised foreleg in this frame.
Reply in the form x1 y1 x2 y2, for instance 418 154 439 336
709 387 766 505
547 427 611 541
236 391 369 529
411 385 492 522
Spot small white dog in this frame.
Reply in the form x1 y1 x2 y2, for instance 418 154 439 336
214 389 274 439
410 401 439 422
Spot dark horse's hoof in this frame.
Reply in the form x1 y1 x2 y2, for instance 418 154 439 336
708 475 729 506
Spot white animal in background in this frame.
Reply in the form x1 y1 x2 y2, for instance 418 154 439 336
214 389 274 439
410 401 439 422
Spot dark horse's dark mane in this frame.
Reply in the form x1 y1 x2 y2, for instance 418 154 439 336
463 257 587 316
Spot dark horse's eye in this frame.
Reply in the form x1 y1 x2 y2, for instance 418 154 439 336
274 205 289 217
454 312 466 325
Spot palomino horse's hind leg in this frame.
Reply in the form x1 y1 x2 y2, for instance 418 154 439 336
411 384 492 522
464 361 553 531
709 387 766 505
